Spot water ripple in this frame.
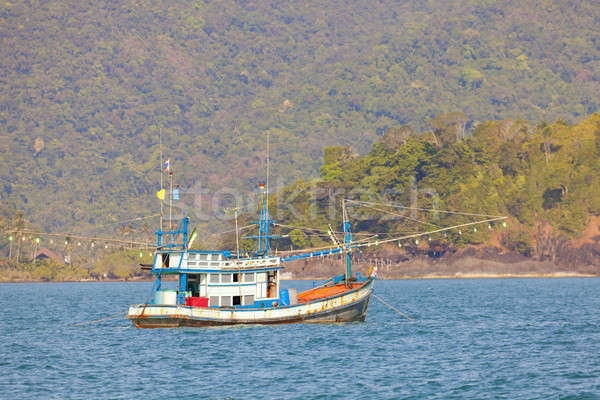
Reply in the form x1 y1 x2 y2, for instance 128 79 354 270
0 279 599 399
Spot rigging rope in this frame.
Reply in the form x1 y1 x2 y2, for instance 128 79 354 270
346 199 504 218
355 216 507 248
71 311 127 326
7 229 152 247
207 224 254 237
372 293 413 321
353 202 440 229
277 237 375 255
79 214 161 233
276 216 506 256
6 223 256 250
273 222 373 236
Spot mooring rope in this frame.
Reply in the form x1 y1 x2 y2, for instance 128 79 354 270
71 311 127 326
372 293 413 321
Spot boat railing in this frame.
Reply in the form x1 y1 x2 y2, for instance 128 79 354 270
154 252 281 271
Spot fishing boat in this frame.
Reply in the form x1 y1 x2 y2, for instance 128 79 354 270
126 156 508 328
126 191 374 328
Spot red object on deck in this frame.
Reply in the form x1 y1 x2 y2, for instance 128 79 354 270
185 297 209 307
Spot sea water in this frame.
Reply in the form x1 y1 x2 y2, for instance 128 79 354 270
1 279 599 399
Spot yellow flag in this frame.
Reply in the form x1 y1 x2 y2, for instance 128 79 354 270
156 189 165 200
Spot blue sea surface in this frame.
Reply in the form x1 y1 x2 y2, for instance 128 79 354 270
1 279 599 399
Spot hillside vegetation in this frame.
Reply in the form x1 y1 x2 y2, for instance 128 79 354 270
269 113 600 266
1 0 599 233
2 114 600 280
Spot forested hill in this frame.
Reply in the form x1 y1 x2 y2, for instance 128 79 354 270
2 114 599 281
272 113 600 265
1 0 599 232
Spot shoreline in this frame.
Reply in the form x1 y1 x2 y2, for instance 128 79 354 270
1 272 598 283
389 272 599 279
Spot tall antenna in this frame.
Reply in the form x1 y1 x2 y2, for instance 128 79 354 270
169 169 173 231
234 207 240 259
255 132 271 257
159 127 163 232
266 130 270 212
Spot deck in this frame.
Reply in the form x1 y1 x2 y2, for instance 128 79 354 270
297 283 363 303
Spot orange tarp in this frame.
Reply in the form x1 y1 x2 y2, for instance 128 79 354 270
297 283 362 303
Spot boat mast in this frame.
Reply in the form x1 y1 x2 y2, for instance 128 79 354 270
342 199 352 286
264 131 270 256
234 207 240 259
257 132 271 256
169 170 173 230
159 128 163 232
266 130 269 224
257 184 271 256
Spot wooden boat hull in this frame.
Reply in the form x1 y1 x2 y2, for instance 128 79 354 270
127 279 373 328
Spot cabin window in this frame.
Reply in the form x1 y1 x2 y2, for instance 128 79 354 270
220 296 232 306
199 254 208 261
233 273 239 282
209 296 219 306
199 274 207 284
243 273 254 282
221 274 232 283
243 295 254 305
209 274 219 283
233 296 241 306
